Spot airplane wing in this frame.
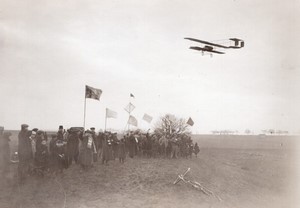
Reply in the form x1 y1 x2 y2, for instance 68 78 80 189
185 37 244 49
185 37 228 49
189 46 225 54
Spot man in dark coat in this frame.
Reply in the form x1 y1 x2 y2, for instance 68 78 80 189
18 124 33 183
66 128 81 167
118 138 126 163
101 132 112 165
128 132 136 158
188 143 194 159
194 142 200 157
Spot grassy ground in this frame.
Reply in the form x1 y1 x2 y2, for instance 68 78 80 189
0 133 298 208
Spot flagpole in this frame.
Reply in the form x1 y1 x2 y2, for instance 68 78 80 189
105 108 107 132
128 94 131 131
83 97 87 130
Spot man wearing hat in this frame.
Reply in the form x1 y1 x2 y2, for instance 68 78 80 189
57 125 65 141
30 128 38 159
18 124 33 183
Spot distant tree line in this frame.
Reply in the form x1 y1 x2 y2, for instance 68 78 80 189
211 129 289 135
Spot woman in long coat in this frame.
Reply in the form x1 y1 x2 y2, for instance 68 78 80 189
79 130 96 170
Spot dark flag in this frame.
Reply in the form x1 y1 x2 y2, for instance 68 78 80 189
187 117 194 126
85 85 102 100
130 93 135 98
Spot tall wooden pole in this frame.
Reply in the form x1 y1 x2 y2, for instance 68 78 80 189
83 98 87 130
105 108 107 132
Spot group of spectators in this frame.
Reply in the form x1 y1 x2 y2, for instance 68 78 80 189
0 124 200 184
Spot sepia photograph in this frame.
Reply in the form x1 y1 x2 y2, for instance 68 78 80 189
0 0 299 207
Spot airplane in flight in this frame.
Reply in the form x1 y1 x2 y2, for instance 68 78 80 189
184 37 244 56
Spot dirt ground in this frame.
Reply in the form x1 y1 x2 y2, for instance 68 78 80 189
0 134 298 208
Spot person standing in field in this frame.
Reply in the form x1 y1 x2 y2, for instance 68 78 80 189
128 132 136 158
66 128 81 167
101 132 112 165
50 128 66 175
118 138 126 163
79 130 96 170
90 127 98 162
34 130 49 174
188 143 194 158
18 124 33 184
194 142 200 158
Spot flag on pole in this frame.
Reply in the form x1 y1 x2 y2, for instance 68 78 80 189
124 102 135 114
106 108 118 118
187 117 194 126
128 115 138 127
130 93 135 98
85 85 102 100
142 113 153 123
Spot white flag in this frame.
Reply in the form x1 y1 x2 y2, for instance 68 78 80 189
124 102 135 114
142 113 153 123
106 108 118 118
128 115 138 127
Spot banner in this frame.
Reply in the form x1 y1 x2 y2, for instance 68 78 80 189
124 102 135 114
85 85 102 100
128 115 138 127
106 108 118 118
142 113 153 123
187 117 194 126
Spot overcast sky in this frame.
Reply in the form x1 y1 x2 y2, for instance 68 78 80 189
0 0 299 133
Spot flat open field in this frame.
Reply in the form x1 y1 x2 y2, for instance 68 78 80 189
0 133 299 208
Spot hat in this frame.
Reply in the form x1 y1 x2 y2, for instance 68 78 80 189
90 127 95 130
85 130 92 134
59 125 63 130
32 128 38 132
37 130 44 135
21 124 29 128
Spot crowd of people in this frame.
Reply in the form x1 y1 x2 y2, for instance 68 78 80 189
0 124 200 184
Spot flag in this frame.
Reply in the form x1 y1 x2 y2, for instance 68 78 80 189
106 108 117 118
187 117 194 126
142 113 153 123
128 115 138 127
85 85 102 100
124 102 135 114
130 93 135 98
